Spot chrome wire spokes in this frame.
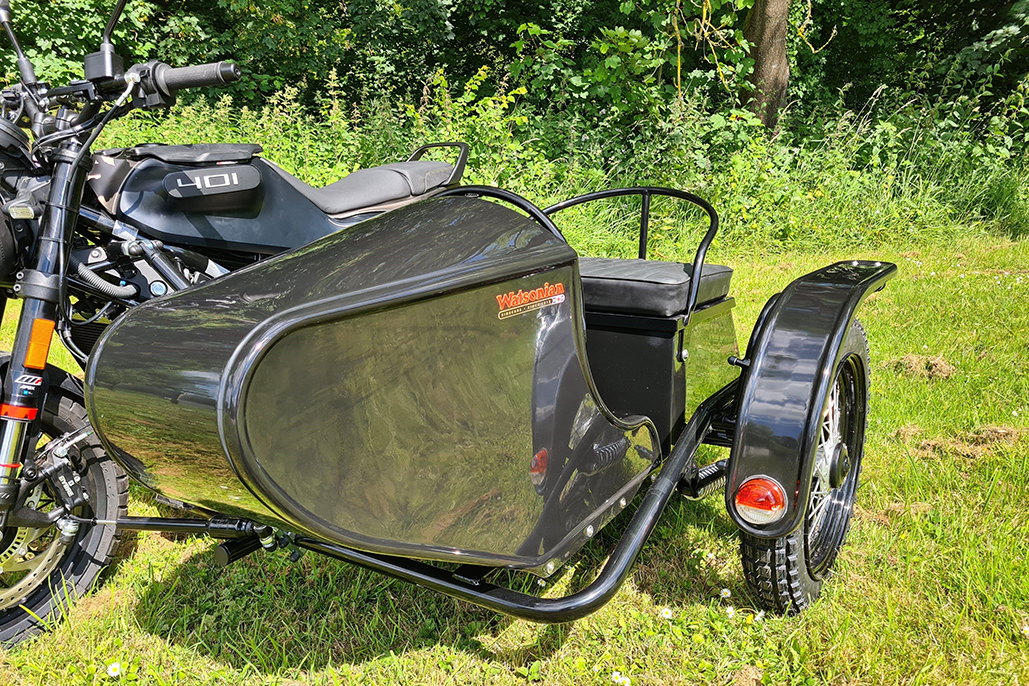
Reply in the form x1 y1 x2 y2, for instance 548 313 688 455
808 376 842 548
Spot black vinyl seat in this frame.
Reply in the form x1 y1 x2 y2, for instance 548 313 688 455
103 143 456 217
578 257 733 317
269 160 455 215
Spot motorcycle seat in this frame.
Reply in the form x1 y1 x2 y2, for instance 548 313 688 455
268 160 455 216
578 257 733 317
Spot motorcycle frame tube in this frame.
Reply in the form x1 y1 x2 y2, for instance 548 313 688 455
0 143 87 489
293 379 736 624
725 260 897 539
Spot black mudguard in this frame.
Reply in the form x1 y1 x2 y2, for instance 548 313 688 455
725 260 896 539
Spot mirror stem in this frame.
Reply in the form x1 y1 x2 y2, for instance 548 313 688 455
101 0 130 45
0 0 36 85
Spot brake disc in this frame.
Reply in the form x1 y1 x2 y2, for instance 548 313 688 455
0 484 67 611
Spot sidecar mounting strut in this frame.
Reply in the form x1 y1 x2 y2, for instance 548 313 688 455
292 380 737 624
75 514 264 540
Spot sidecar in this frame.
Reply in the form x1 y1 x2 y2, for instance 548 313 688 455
83 168 895 619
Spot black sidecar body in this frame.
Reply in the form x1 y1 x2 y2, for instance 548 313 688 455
83 174 894 621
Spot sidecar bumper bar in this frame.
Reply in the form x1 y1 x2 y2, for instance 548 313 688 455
292 380 737 624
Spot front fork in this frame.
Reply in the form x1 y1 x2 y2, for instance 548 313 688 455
0 144 88 522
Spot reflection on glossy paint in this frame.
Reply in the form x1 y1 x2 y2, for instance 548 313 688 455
87 196 656 569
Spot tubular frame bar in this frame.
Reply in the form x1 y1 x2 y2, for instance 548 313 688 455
436 186 566 243
407 142 470 186
294 380 737 624
543 187 720 325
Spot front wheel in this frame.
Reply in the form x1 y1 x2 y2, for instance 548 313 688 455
0 386 128 646
739 319 869 614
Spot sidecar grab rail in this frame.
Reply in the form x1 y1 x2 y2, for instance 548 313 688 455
293 379 737 624
543 187 720 325
435 185 567 242
407 142 469 186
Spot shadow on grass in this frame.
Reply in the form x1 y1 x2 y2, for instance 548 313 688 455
130 493 741 674
629 495 754 608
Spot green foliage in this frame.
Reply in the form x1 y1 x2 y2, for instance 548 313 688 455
1 0 199 84
2 0 1025 248
99 67 1028 256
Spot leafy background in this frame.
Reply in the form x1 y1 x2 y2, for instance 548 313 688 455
0 1 1026 683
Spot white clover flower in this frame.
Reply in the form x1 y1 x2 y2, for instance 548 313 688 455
755 610 765 622
726 606 736 618
720 588 731 599
660 607 673 620
106 662 121 678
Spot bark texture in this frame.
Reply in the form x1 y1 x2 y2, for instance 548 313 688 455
744 0 791 128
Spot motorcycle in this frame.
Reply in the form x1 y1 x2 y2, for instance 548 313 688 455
0 0 895 646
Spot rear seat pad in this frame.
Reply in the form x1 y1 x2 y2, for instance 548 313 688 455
579 257 733 317
269 160 454 215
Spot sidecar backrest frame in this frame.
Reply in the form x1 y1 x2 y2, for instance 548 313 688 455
544 187 721 327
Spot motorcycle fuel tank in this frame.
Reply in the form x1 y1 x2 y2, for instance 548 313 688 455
85 196 658 571
89 146 343 254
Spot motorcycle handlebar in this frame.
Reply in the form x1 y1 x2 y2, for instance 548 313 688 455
152 61 241 92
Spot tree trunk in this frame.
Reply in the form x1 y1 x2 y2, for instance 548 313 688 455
743 0 791 128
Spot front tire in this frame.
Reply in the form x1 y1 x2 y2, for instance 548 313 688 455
0 388 128 646
739 319 869 614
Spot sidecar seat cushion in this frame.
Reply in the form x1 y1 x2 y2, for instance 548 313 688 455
269 160 454 215
578 257 733 317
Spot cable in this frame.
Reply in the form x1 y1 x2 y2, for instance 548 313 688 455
56 77 138 325
68 256 137 299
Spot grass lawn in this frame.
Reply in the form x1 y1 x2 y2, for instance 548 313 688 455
0 234 1027 685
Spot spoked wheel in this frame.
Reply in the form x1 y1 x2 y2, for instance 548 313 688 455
0 387 127 646
740 320 869 614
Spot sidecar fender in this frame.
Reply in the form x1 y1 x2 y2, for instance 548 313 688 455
725 260 896 539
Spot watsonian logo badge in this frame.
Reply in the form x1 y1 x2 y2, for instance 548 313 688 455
496 282 566 319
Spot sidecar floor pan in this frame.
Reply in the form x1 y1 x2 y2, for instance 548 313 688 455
579 257 732 317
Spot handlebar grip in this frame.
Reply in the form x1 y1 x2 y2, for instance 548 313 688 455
154 61 241 92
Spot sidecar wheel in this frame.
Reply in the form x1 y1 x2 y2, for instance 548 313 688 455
0 389 128 646
739 319 869 614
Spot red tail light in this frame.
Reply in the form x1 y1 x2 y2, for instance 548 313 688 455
529 448 548 487
735 477 787 525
